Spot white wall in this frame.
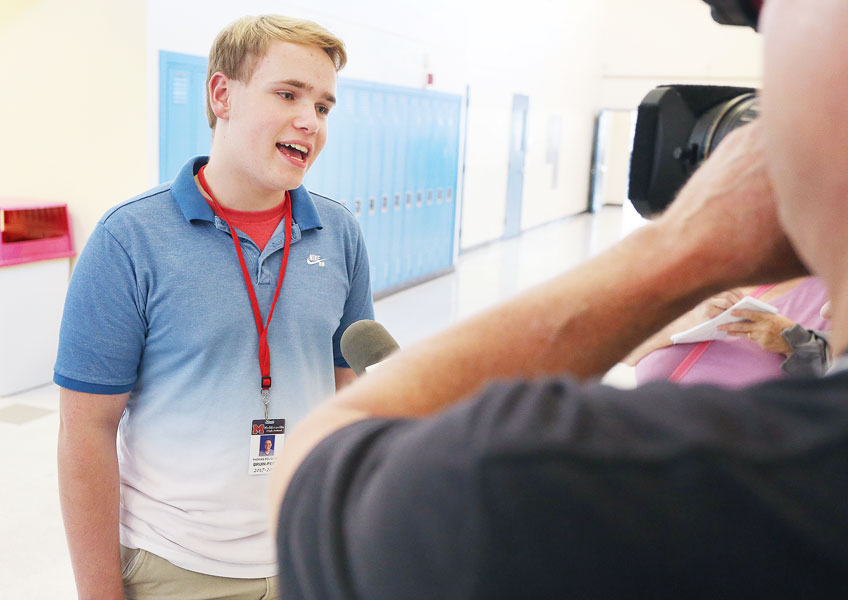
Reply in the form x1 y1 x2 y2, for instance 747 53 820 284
600 0 763 108
459 1 603 247
1 0 147 254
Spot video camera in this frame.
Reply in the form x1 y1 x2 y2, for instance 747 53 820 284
627 0 764 217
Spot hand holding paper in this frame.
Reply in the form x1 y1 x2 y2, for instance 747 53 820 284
670 296 778 344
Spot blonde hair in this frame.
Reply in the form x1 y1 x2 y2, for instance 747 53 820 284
205 15 347 128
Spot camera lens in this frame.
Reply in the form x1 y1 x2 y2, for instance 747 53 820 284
687 92 759 170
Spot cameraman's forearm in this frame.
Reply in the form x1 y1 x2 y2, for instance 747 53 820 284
271 221 715 515
58 394 126 600
623 324 676 366
333 221 720 418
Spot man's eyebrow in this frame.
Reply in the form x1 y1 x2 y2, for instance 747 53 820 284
275 79 336 105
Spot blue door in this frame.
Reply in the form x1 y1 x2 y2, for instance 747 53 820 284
503 94 529 239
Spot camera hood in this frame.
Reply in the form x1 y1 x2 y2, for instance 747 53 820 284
702 0 763 28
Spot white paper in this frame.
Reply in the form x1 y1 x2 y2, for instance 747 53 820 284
670 296 778 344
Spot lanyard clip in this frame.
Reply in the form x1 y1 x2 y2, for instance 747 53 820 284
261 376 272 390
261 388 271 422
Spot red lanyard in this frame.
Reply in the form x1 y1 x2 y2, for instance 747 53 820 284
197 165 292 410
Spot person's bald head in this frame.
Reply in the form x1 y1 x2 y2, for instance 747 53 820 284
761 0 848 278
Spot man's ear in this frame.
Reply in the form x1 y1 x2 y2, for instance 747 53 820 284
208 72 232 121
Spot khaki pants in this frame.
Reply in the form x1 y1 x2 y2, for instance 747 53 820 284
121 546 279 600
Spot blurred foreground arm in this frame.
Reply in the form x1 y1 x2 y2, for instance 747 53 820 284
271 120 806 515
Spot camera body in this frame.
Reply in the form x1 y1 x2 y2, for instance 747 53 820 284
628 85 758 217
626 0 763 217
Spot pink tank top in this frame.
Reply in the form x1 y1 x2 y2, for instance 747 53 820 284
635 277 830 388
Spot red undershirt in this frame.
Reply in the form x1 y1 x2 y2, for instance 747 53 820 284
205 195 288 252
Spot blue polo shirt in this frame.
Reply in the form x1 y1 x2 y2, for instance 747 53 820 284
54 156 373 578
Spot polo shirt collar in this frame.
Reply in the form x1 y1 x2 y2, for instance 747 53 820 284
172 156 324 231
289 186 323 231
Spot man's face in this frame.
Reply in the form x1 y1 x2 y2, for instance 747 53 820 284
264 439 273 454
216 41 337 193
760 0 848 273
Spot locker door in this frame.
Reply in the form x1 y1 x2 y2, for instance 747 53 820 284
421 96 438 274
390 94 409 287
413 96 428 279
440 98 462 269
159 51 210 182
336 81 357 216
376 93 395 291
352 87 372 244
402 94 418 282
367 90 386 291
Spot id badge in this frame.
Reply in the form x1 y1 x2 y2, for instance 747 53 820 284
249 419 285 476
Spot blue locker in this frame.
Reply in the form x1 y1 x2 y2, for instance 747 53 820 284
375 93 394 291
352 88 372 243
401 94 418 283
436 100 449 270
424 96 441 274
439 99 460 269
159 51 210 183
413 95 428 280
367 90 387 291
336 82 358 216
390 95 409 288
417 96 431 277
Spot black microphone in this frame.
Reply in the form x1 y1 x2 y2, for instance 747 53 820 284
340 320 400 376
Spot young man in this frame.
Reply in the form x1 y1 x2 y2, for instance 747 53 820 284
271 0 848 597
56 15 373 600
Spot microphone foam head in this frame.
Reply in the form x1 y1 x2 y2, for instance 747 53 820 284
340 320 400 376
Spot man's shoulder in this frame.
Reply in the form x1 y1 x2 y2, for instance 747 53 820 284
306 191 359 227
100 181 176 228
308 372 848 470
413 371 848 462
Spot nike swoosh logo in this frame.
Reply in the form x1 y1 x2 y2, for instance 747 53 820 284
307 257 324 265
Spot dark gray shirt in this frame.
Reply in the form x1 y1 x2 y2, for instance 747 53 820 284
278 372 848 599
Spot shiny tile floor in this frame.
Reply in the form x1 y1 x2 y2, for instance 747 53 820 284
0 204 643 598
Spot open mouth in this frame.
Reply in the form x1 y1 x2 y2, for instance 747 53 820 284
277 142 309 163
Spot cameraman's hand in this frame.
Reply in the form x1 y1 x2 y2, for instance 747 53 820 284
655 120 807 290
